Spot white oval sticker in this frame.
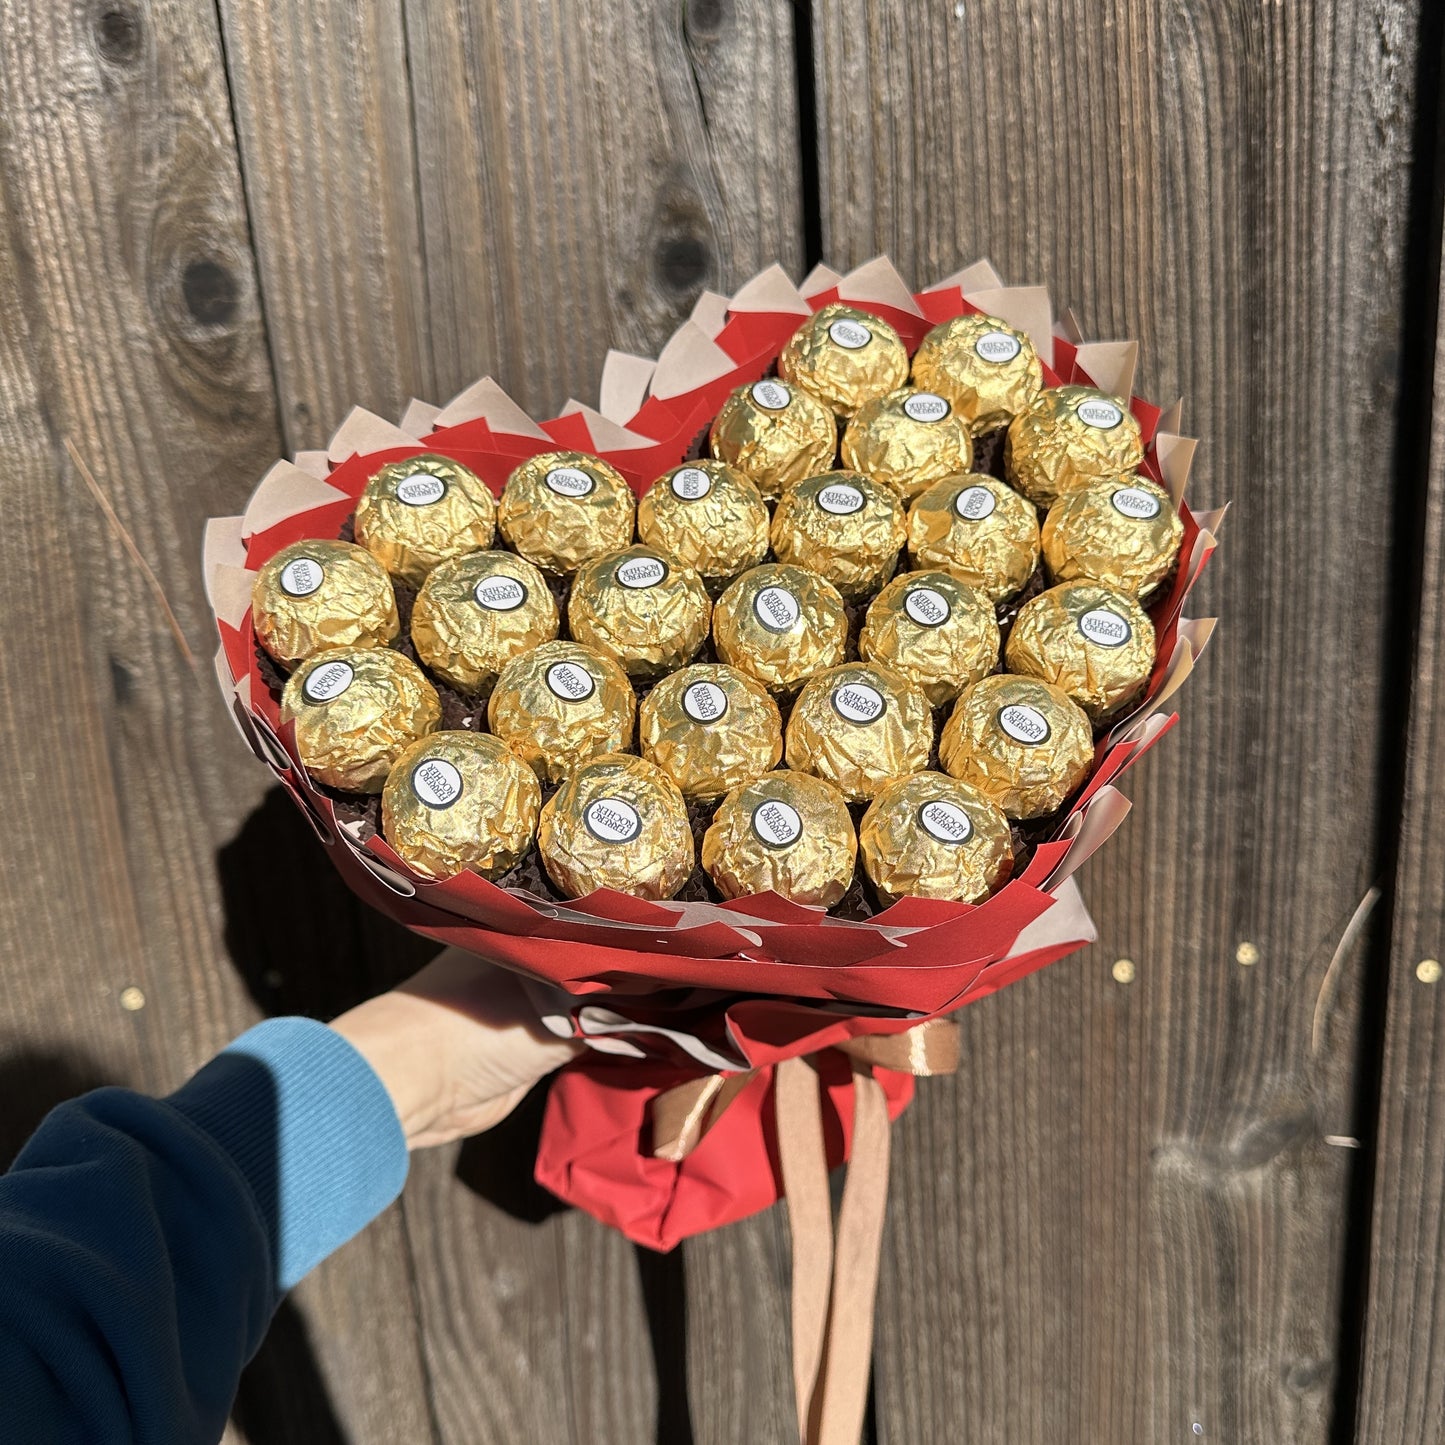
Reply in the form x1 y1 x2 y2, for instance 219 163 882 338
682 680 729 724
545 661 596 702
1078 608 1132 648
1076 398 1125 430
828 317 873 350
998 703 1051 745
904 587 952 628
616 555 668 590
919 799 974 845
670 467 712 501
974 329 1023 364
751 798 804 849
473 576 527 612
302 658 355 704
396 473 448 507
832 681 886 724
954 485 997 522
544 466 596 499
584 797 642 844
903 392 950 423
279 557 324 598
751 379 792 411
411 757 464 810
816 483 865 516
1111 486 1162 520
753 585 801 634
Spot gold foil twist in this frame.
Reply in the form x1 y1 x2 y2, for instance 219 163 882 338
568 545 711 679
910 312 1044 434
770 470 907 602
905 473 1041 605
840 386 975 502
712 563 849 695
1005 386 1146 508
709 379 839 499
778 303 910 418
252 539 399 669
637 460 770 584
354 453 497 587
497 450 637 576
1041 475 1183 600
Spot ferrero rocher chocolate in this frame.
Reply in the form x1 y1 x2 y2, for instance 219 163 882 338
702 769 856 908
537 753 694 901
1005 386 1145 509
785 662 933 802
778 303 909 418
858 571 1000 708
496 450 636 575
906 474 1041 604
709 379 838 499
712 563 848 695
939 674 1093 820
410 550 558 696
910 312 1044 434
354 454 497 587
1041 475 1183 600
770 471 906 602
636 461 770 586
568 546 711 680
1004 581 1156 723
486 640 635 785
280 646 441 794
252 539 399 668
638 664 782 799
381 731 540 881
859 772 1013 905
840 387 974 503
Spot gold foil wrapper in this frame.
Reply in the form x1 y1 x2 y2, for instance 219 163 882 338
1005 386 1146 508
538 753 694 900
496 450 637 576
486 640 636 785
906 474 1041 604
712 563 848 695
410 550 559 696
859 772 1013 905
939 674 1093 820
1041 475 1183 600
252 539 399 669
785 662 934 802
281 646 441 794
709 379 838 499
1004 581 1156 723
702 769 856 908
639 663 783 799
910 312 1044 434
381 731 541 881
778 303 909 418
636 461 770 585
354 454 497 587
840 386 975 502
859 570 1000 708
770 471 906 602
568 545 711 680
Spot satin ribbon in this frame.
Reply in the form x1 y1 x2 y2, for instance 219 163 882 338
650 1019 960 1445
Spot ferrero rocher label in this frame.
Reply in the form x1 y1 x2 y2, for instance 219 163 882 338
381 731 541 880
910 312 1044 434
1004 581 1156 722
496 450 637 575
281 646 441 794
712 563 849 694
354 453 497 587
637 461 770 585
252 539 399 668
859 772 1013 905
939 674 1093 820
784 662 934 802
486 640 636 785
840 387 974 502
1041 475 1183 599
778 303 910 417
410 550 558 695
567 545 711 679
702 769 857 908
709 379 838 499
537 753 694 900
638 663 782 799
770 471 907 602
858 570 1000 708
906 473 1041 604
1005 386 1146 508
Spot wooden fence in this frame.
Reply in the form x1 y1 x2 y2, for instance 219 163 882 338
1 1 1443 1440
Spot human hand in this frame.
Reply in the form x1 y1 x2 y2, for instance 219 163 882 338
330 947 581 1149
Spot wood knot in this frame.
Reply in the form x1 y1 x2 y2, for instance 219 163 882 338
685 0 728 40
655 235 711 293
182 259 239 327
94 3 143 64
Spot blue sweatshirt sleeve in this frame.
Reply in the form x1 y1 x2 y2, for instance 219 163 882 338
0 1017 409 1445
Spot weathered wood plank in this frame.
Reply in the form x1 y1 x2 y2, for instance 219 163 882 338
810 1 1418 1439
